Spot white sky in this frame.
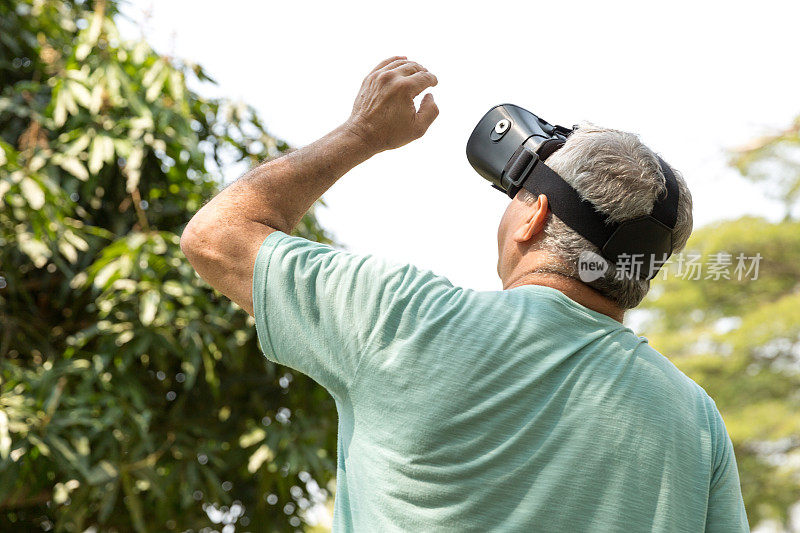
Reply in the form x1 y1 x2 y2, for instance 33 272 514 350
120 0 799 291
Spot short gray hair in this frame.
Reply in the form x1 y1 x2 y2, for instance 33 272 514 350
518 123 693 309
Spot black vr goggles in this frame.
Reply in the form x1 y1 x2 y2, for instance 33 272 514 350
466 104 680 281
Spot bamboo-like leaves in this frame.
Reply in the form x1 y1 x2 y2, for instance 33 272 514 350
1 0 336 529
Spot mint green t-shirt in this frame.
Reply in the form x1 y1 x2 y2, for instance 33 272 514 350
252 232 749 532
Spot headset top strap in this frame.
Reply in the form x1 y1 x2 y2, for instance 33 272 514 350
651 156 679 229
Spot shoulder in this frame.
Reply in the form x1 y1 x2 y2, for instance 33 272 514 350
631 338 721 421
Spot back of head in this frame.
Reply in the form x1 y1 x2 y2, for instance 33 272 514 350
519 123 693 309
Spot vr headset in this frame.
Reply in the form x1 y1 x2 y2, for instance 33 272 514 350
466 104 680 281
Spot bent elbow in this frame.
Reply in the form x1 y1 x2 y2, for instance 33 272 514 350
180 217 217 268
180 221 199 262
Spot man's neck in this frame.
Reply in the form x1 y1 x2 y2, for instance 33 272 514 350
503 270 625 323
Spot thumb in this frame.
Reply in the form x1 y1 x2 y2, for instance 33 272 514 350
414 93 439 136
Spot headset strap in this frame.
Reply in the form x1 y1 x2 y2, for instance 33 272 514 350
650 157 679 229
503 146 680 253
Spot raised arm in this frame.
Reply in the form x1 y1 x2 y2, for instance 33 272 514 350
180 56 439 314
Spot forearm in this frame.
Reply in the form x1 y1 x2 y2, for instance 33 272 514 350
180 123 374 313
181 55 438 314
204 122 375 235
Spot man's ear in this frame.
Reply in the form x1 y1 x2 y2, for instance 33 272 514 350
512 194 549 243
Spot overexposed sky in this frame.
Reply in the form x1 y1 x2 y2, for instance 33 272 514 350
120 0 799 291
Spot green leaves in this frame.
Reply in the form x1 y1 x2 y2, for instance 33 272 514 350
87 134 114 175
19 177 45 209
143 60 169 103
730 119 800 215
56 155 89 181
1 0 336 530
139 290 160 326
0 412 11 461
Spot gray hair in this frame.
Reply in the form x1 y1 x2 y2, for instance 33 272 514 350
518 123 693 309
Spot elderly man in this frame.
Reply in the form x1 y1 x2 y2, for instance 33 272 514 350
181 57 749 532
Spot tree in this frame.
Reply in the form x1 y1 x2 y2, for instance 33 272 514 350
1 1 338 530
731 118 800 220
640 121 800 528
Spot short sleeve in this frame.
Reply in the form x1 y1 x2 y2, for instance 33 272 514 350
705 407 750 532
251 232 460 401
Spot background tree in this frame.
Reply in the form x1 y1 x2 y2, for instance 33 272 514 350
1 1 338 530
640 121 800 528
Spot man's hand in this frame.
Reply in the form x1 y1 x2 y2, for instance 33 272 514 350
345 56 439 153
